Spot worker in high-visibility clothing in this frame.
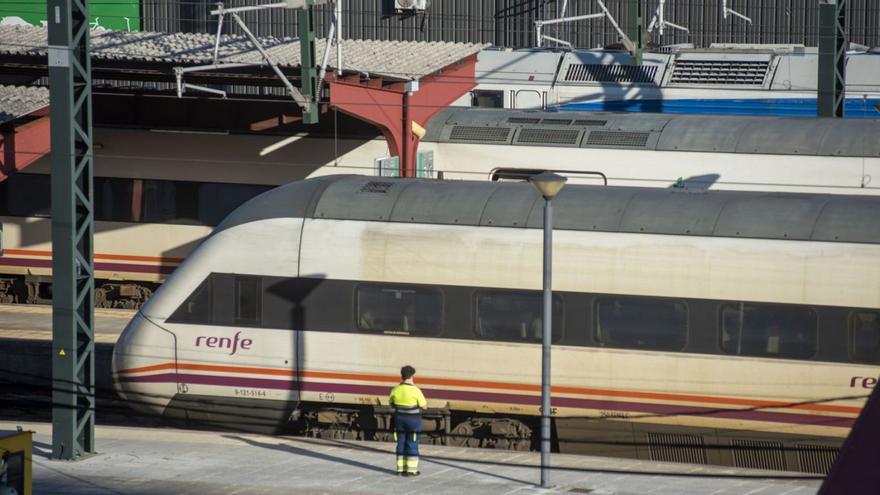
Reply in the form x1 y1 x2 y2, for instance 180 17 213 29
389 365 427 476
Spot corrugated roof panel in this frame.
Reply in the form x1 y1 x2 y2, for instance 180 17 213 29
0 85 49 124
0 25 486 81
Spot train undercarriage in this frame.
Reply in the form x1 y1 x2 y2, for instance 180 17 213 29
0 274 157 309
295 405 535 452
157 395 841 474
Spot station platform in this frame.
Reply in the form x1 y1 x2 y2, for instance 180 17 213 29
2 421 822 495
0 303 131 343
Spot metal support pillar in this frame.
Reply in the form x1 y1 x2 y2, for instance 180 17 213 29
818 0 847 118
299 3 319 124
48 0 96 460
540 198 552 487
628 0 643 65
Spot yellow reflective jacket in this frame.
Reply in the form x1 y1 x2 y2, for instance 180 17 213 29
389 382 427 414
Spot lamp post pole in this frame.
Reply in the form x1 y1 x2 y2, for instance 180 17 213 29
530 172 567 488
540 194 553 487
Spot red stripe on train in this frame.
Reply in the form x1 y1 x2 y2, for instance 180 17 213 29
120 373 856 429
0 256 176 275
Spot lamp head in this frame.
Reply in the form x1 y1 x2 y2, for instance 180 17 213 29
530 172 568 200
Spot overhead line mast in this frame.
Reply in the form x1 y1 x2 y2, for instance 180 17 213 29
48 0 96 460
818 0 848 118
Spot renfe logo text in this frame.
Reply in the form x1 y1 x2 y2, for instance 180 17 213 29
195 331 252 355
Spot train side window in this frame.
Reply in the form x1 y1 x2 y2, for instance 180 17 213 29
169 276 213 324
474 291 562 343
356 285 443 336
7 173 50 217
850 311 880 364
595 296 687 351
142 180 200 224
720 303 817 359
94 177 133 222
472 90 504 108
141 180 176 223
235 276 262 326
0 179 9 215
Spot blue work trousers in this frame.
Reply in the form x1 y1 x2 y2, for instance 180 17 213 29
394 413 421 473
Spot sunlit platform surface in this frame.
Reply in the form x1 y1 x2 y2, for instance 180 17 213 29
0 303 131 343
2 421 823 495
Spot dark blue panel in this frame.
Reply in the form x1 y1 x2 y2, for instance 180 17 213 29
556 98 880 119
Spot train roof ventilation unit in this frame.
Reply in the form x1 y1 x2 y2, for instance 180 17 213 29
669 60 770 85
585 130 651 148
449 126 512 143
541 118 573 126
507 117 541 124
573 119 607 126
515 128 581 146
564 64 658 84
360 181 394 193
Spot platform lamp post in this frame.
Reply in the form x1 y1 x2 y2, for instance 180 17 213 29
530 172 567 488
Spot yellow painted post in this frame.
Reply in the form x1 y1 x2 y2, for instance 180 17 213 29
0 430 33 495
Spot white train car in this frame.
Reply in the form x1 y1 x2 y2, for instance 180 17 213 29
465 47 880 118
413 108 880 193
113 175 880 472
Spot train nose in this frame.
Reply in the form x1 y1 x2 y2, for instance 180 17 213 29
112 312 178 417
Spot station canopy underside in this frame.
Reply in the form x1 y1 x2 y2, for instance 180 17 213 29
0 25 487 95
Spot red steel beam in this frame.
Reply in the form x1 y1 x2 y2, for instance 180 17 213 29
329 54 478 178
0 109 51 182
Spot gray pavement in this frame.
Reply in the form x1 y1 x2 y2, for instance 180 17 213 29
4 421 823 495
0 303 131 342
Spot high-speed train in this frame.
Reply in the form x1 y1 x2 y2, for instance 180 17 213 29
2 109 879 307
113 175 880 472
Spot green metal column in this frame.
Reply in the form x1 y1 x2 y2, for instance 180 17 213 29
48 0 96 460
818 0 847 117
299 2 319 124
628 0 643 65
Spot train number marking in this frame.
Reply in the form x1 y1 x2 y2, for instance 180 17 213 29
234 388 267 397
600 410 629 419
